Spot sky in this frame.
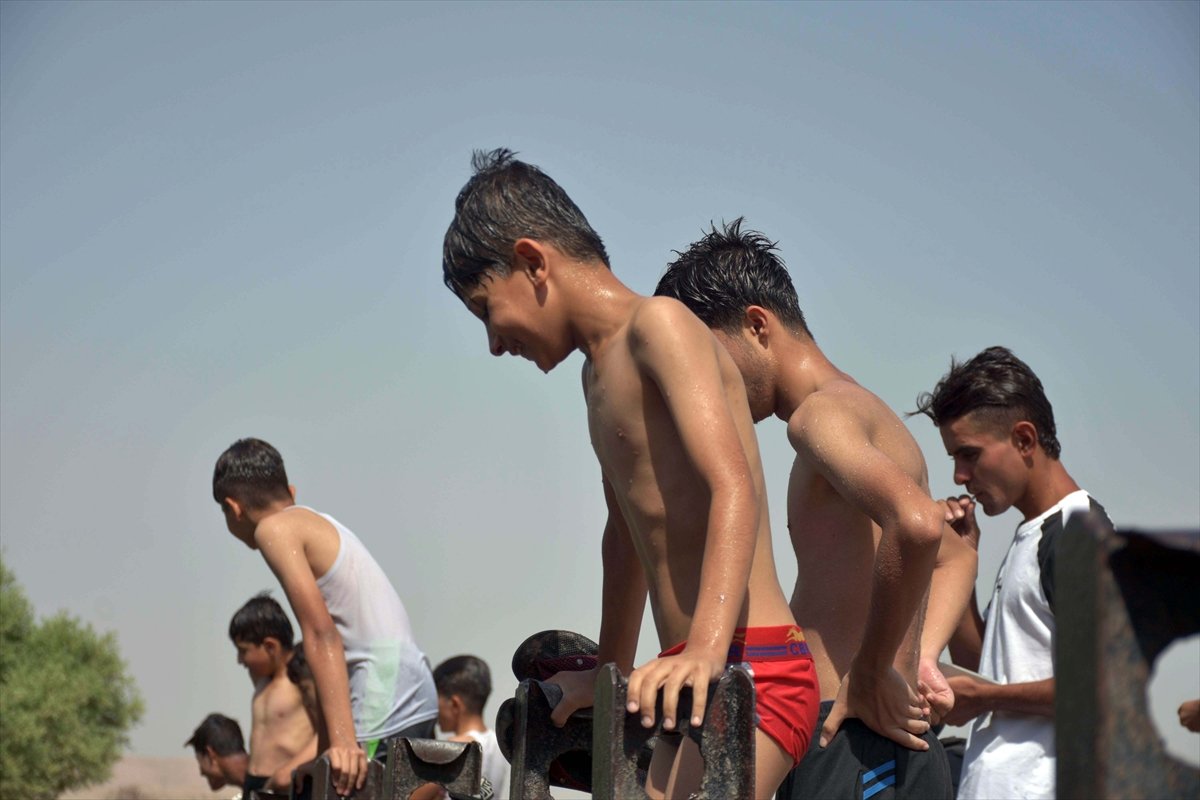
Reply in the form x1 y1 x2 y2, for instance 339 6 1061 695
2 0 1198 773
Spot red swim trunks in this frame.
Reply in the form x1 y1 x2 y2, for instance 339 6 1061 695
659 625 819 766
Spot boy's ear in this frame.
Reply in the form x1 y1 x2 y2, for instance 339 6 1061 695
744 305 771 343
288 485 297 502
204 744 219 762
224 497 244 519
1011 420 1038 456
513 238 549 286
262 636 282 657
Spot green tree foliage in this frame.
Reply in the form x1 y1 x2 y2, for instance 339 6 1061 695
0 557 144 800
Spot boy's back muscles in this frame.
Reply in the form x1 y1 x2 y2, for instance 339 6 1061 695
783 381 934 696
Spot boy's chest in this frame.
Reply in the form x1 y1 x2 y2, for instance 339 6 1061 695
584 356 660 476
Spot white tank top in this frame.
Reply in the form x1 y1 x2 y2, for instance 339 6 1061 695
464 729 509 800
306 508 438 740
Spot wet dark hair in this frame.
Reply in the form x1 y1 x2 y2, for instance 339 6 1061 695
228 592 294 649
433 655 492 715
442 148 610 298
184 713 245 756
654 218 812 338
913 346 1062 459
212 438 291 511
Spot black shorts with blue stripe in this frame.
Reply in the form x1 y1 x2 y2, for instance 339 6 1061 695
775 701 953 800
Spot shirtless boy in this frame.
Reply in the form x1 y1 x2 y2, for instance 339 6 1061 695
655 220 977 799
228 593 317 794
443 150 818 799
214 438 439 796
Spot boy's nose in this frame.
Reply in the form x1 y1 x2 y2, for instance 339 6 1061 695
489 332 505 357
953 466 970 486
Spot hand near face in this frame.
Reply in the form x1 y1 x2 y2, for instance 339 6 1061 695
1179 699 1200 732
939 495 981 551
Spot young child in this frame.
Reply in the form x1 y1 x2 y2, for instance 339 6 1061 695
185 712 248 792
228 593 317 795
442 149 818 799
655 221 976 798
433 655 509 800
213 438 439 795
914 346 1111 800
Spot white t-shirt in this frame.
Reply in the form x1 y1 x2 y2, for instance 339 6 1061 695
308 508 438 741
958 490 1108 800
465 728 509 800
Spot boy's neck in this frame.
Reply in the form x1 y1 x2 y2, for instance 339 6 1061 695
772 335 852 421
1016 457 1081 521
558 262 640 360
247 497 297 526
450 712 489 736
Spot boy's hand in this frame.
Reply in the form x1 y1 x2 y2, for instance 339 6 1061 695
1178 699 1200 732
546 666 599 727
325 743 367 796
821 661 930 750
939 496 981 551
918 659 954 725
626 649 725 731
942 674 988 727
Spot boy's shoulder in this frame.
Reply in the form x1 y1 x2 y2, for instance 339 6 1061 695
254 506 328 545
625 295 714 361
787 379 878 448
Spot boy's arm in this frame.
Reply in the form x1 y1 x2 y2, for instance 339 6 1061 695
256 515 367 795
625 300 759 731
790 397 943 750
943 495 986 669
943 676 1054 726
918 519 978 722
548 476 647 726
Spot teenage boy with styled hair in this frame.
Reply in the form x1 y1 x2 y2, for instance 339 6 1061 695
228 593 317 794
213 438 439 796
914 346 1110 800
443 149 822 800
185 713 249 792
655 220 976 799
433 655 509 800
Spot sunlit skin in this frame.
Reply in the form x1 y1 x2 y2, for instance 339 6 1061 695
936 410 1080 726
221 491 368 796
706 306 976 747
232 637 317 791
460 240 798 799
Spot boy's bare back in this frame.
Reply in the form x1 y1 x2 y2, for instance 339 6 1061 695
784 379 933 694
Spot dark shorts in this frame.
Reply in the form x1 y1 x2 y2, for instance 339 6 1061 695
243 773 270 795
775 701 954 800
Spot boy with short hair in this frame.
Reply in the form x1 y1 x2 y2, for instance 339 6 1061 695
185 712 249 792
434 655 509 799
229 593 317 794
443 149 821 799
213 438 439 795
914 346 1111 800
655 220 975 799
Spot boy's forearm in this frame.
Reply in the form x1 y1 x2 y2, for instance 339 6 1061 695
685 484 757 657
981 677 1055 718
920 528 978 662
856 514 942 671
306 635 359 750
948 591 985 670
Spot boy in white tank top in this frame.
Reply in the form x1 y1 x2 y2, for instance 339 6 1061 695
432 655 510 800
213 438 438 796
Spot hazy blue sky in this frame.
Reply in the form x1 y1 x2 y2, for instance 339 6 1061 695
2 0 1197 771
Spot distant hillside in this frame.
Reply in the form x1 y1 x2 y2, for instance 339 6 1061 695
59 755 236 800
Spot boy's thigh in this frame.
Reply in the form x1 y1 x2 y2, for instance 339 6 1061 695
776 719 953 800
644 731 704 800
755 726 796 800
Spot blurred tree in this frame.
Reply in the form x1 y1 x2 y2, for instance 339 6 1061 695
0 557 143 800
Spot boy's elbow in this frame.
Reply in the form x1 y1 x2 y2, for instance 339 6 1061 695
902 507 945 550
